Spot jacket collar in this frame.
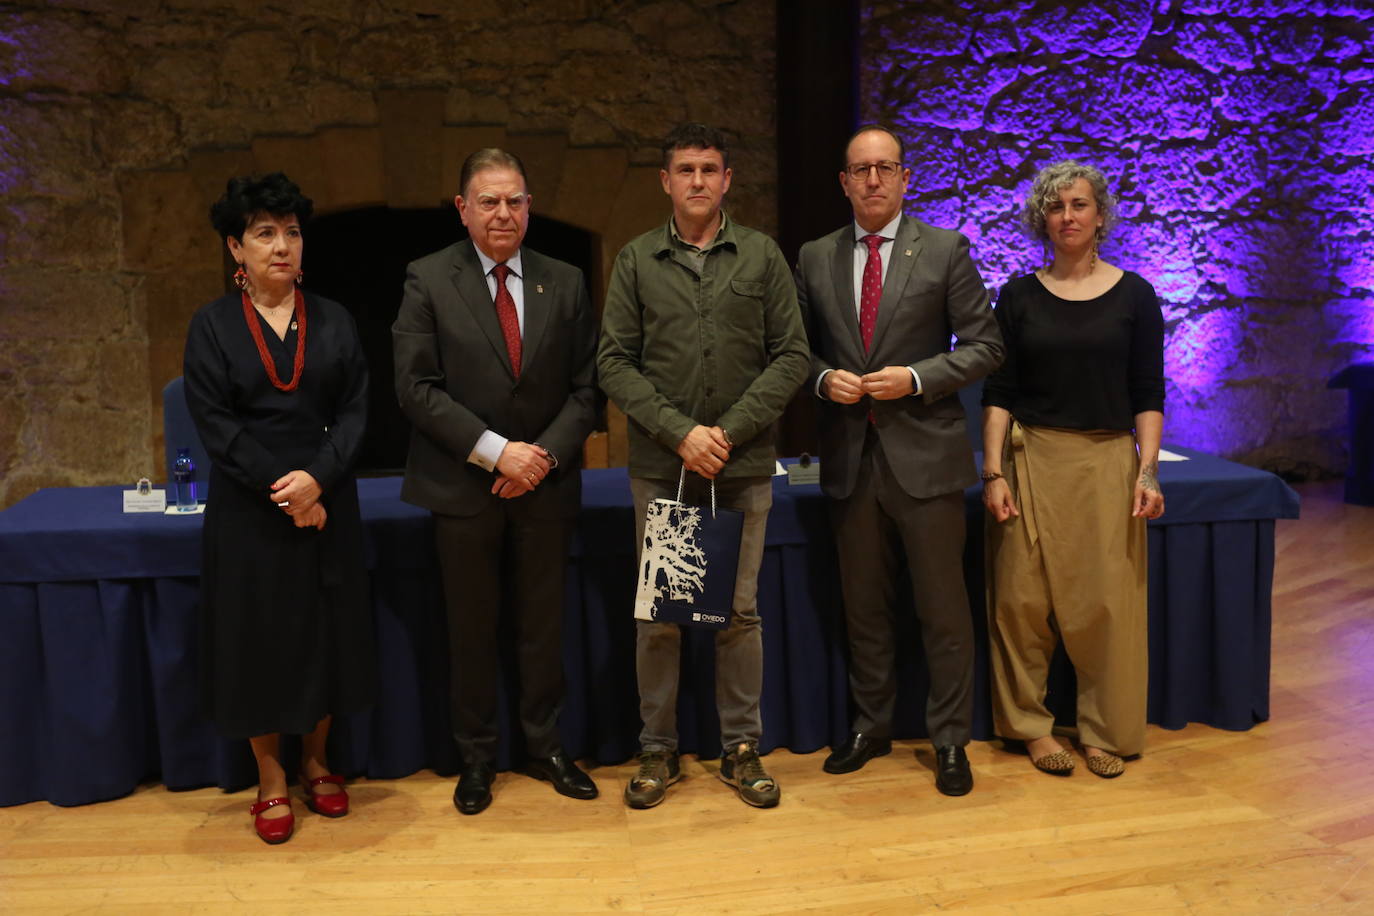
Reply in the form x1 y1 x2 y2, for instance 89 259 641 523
653 210 737 258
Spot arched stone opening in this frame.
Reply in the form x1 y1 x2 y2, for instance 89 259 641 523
121 93 662 475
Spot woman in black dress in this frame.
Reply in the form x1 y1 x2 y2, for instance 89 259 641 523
184 173 376 844
980 160 1165 779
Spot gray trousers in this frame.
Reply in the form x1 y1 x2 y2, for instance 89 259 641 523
630 474 773 756
830 432 974 747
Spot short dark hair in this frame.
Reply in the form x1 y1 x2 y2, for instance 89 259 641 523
844 124 905 166
208 172 313 240
661 123 731 170
459 148 528 198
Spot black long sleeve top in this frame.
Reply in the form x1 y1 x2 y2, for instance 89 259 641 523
981 271 1164 431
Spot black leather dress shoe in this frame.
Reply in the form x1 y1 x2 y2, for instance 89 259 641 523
453 763 495 815
934 745 973 796
526 753 599 800
822 733 892 774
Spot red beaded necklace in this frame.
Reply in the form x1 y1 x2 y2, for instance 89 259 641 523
241 287 307 392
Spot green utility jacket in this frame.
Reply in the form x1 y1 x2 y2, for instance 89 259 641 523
597 213 808 480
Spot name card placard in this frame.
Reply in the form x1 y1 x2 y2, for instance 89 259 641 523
123 489 167 513
787 458 820 486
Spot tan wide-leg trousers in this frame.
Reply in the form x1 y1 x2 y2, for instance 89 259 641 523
986 422 1148 756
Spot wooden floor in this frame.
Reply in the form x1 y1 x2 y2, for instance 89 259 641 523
2 480 1372 914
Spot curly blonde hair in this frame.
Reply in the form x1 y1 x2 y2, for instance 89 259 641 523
1020 160 1118 243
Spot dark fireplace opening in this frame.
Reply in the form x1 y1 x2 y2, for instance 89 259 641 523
304 206 600 475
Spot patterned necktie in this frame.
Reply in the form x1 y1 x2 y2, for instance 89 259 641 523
492 263 521 378
859 234 884 353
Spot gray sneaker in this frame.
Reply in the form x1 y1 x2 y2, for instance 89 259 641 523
718 743 780 808
624 751 681 809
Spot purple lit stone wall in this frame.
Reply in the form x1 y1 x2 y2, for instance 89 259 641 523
861 0 1373 475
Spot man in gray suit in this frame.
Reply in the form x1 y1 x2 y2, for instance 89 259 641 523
393 148 599 815
794 125 1003 794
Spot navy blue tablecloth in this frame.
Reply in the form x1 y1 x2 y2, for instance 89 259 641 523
0 447 1299 807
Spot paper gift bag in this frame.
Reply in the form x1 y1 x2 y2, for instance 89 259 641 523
632 472 743 630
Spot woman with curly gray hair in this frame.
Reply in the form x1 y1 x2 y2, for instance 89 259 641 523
979 160 1165 779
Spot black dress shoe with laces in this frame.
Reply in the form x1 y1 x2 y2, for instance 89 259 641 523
526 753 599 800
822 733 892 774
454 762 495 815
934 744 973 796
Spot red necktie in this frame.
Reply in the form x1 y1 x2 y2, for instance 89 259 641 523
492 263 521 378
859 234 884 353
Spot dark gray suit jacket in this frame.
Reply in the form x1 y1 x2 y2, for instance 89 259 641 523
796 215 1003 501
393 240 598 519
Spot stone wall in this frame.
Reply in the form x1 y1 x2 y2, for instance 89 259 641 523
0 0 777 508
860 0 1374 477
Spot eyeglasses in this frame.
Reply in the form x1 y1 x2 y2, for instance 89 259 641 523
474 194 528 213
845 160 903 181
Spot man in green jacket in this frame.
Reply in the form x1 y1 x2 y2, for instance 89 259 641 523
598 123 808 810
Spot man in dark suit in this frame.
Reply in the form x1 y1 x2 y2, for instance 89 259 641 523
393 148 599 815
794 125 1003 795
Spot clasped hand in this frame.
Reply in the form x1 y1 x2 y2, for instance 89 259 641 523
824 366 913 404
493 441 551 498
270 470 326 530
677 425 731 479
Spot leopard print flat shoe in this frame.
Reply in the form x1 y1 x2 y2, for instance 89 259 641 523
1084 751 1125 778
1031 749 1075 776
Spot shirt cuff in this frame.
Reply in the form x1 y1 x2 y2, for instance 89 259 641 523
908 367 923 396
815 369 833 400
468 429 508 472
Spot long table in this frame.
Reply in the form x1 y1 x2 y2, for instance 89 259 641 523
0 448 1299 807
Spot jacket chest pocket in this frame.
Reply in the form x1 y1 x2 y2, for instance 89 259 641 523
731 279 765 299
724 278 766 331
899 278 945 308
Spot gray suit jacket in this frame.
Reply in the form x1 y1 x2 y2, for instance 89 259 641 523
393 240 598 519
795 215 1003 501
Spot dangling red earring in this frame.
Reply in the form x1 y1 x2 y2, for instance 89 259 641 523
233 265 248 290
295 270 304 287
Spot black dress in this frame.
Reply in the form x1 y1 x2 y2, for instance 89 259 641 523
183 291 377 739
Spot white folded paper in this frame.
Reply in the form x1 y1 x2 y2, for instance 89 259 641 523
123 489 167 513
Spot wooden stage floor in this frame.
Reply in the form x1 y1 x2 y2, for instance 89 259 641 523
2 480 1371 914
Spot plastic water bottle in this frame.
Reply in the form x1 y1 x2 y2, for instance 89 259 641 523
173 448 197 512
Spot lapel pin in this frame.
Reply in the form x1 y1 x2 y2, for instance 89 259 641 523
904 249 912 257
536 284 544 293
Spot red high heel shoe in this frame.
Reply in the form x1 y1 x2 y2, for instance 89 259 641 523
249 796 294 844
301 773 349 817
